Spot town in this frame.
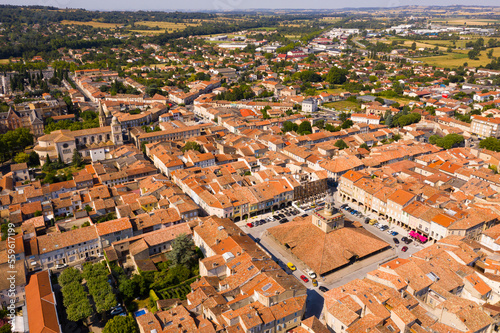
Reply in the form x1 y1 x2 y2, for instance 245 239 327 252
0 4 500 333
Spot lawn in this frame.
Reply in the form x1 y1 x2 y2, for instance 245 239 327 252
60 20 123 29
414 47 500 68
318 88 348 94
0 59 9 64
323 100 359 111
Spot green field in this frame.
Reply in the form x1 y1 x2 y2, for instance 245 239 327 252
323 100 359 111
414 47 500 67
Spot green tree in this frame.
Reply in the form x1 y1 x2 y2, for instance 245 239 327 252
325 66 348 85
297 121 312 135
14 152 29 164
314 119 325 129
182 141 201 153
360 143 370 151
282 121 299 133
334 139 349 150
72 150 83 167
66 299 93 323
167 234 195 267
103 315 138 333
28 151 40 167
118 278 136 302
479 137 500 152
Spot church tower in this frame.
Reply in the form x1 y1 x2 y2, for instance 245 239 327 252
312 193 344 233
111 116 123 146
98 102 107 127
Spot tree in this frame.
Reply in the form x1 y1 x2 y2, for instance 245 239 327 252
72 150 83 167
182 141 201 153
103 315 138 333
282 121 299 133
28 151 40 167
314 119 325 129
66 299 93 323
14 152 29 164
334 139 349 150
430 134 464 149
411 42 416 51
118 278 136 302
325 67 348 85
297 121 312 135
167 233 195 267
479 137 500 152
360 143 370 151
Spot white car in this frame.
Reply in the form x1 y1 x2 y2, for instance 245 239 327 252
307 270 317 279
55 263 68 270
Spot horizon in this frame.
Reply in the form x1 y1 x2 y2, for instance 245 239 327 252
2 1 500 11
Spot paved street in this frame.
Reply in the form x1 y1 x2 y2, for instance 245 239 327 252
235 190 430 320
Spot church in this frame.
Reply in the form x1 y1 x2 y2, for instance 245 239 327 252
34 116 123 165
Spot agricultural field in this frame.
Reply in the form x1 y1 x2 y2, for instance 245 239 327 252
135 21 200 32
0 59 9 64
431 18 500 26
60 20 123 29
414 47 500 68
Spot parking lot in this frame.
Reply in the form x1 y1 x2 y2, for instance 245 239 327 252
235 191 431 319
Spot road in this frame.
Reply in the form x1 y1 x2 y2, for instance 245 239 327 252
236 191 429 320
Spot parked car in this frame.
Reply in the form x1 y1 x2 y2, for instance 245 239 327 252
312 279 318 287
401 236 408 242
110 307 124 316
55 263 68 269
287 262 296 271
84 256 95 262
393 237 400 244
369 219 377 225
307 270 317 279
300 275 309 283
391 231 399 236
319 286 329 292
404 239 413 244
279 219 287 224
301 214 308 218
365 218 370 224
246 222 253 228
401 246 408 252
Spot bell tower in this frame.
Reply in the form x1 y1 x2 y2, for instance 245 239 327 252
111 116 123 146
98 102 107 127
312 193 344 233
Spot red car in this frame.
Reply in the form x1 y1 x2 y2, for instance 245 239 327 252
300 275 309 283
401 246 408 252
246 222 253 228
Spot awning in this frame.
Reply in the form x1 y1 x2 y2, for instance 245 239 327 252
419 235 428 242
409 231 417 237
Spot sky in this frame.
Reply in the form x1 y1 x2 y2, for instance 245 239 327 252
1 0 500 11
